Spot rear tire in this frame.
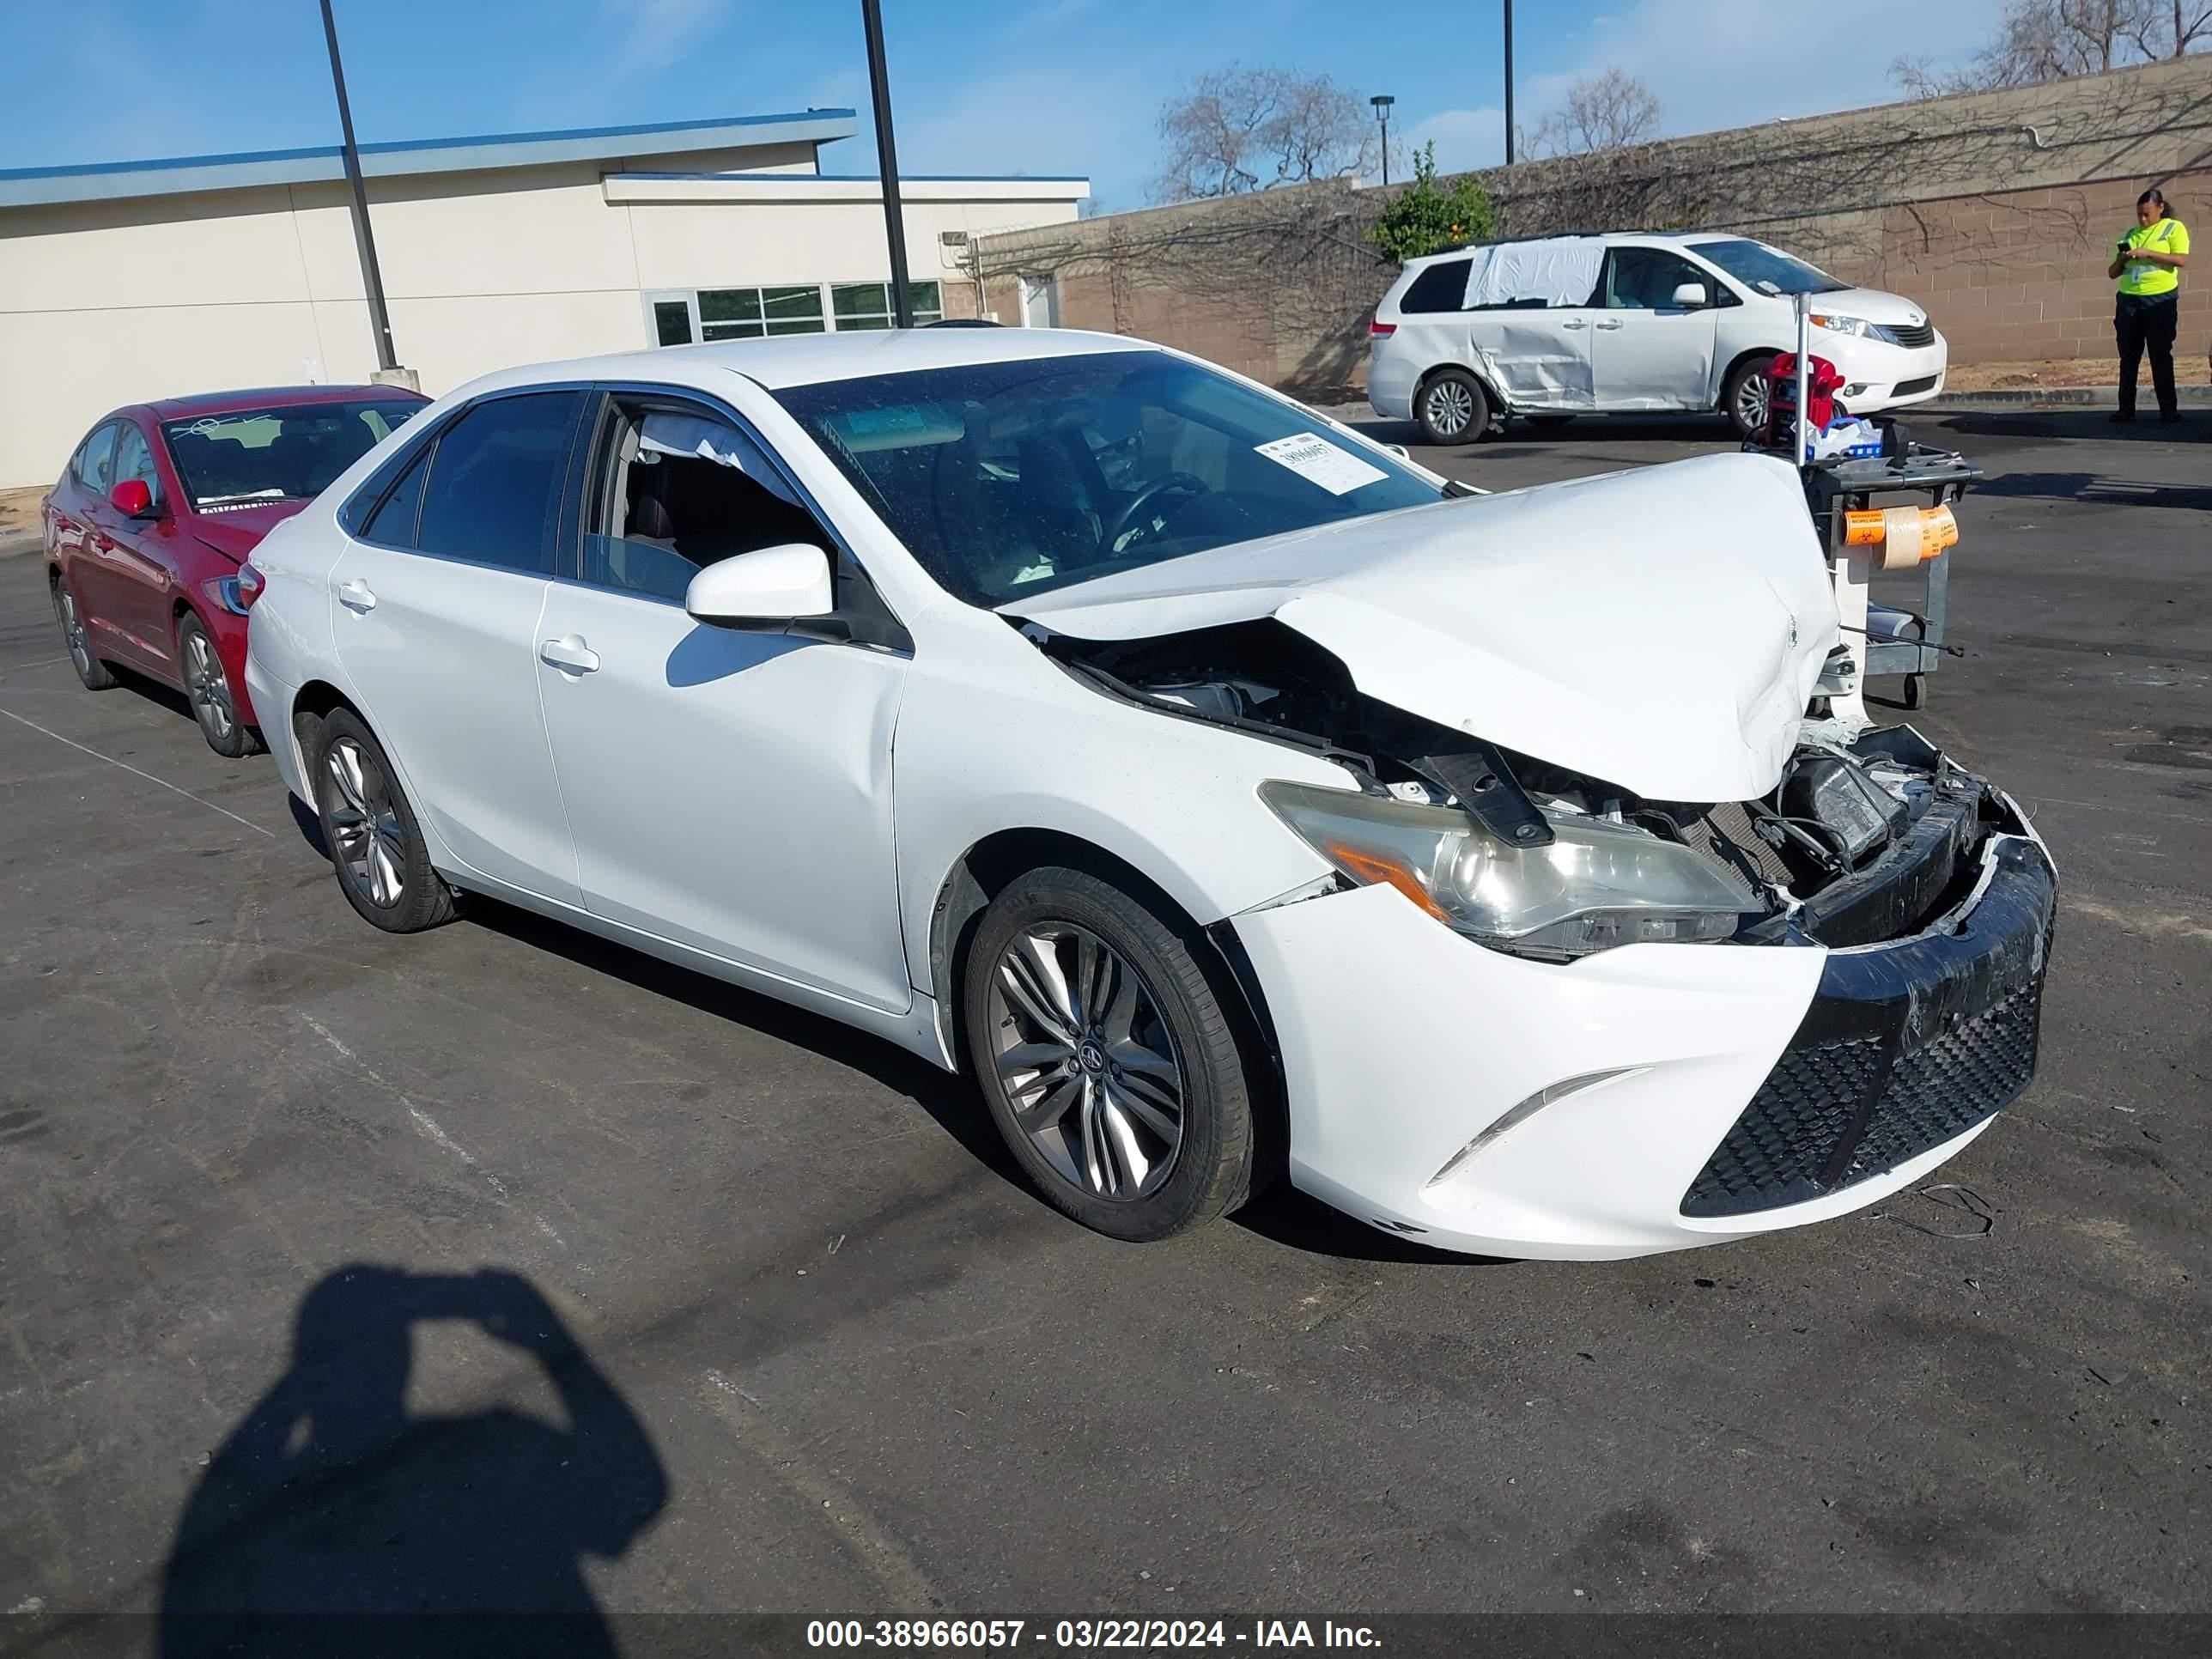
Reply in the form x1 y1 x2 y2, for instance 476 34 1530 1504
311 708 457 934
1415 368 1491 447
52 577 116 691
963 866 1256 1243
178 613 263 758
1723 359 1774 441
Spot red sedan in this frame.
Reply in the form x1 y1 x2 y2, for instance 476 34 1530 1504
43 385 428 755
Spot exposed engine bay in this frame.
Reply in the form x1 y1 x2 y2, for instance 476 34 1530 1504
1032 617 2019 956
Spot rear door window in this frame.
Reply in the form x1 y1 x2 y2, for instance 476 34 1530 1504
362 441 434 547
412 392 583 574
1398 259 1472 313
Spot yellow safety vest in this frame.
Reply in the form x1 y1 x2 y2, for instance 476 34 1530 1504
2118 216 2188 298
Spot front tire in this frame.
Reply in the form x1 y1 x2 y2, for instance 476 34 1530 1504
178 613 263 758
1415 368 1490 447
52 577 116 691
1723 359 1774 441
963 866 1256 1243
312 708 457 934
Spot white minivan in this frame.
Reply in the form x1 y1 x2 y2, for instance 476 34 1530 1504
1368 232 1948 443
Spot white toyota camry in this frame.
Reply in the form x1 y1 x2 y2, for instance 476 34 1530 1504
243 328 2056 1259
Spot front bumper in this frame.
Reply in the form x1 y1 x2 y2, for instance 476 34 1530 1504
1826 335 1948 413
1233 787 2054 1261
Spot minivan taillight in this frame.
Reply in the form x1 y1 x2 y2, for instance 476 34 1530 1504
1370 319 1396 337
234 562 266 610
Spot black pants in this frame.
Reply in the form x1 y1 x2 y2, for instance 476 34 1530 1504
2115 293 2179 416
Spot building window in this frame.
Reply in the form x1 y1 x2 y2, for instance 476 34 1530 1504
647 281 946 346
831 282 944 331
700 285 828 340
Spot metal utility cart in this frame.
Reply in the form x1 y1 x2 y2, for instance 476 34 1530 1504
1801 442 1980 712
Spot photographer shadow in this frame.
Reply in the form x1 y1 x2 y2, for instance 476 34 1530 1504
160 1265 668 1658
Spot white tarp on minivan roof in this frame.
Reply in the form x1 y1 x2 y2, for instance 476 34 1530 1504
1460 239 1606 310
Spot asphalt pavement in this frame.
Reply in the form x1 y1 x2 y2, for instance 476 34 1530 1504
0 409 2205 1634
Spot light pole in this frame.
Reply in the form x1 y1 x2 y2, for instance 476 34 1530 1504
1370 94 1395 186
318 0 402 377
1502 0 1516 165
860 0 914 328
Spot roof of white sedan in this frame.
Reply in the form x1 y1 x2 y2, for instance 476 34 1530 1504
453 327 1158 404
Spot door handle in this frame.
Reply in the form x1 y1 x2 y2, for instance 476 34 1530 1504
1560 319 1589 331
1595 319 1625 331
539 635 600 674
337 580 377 612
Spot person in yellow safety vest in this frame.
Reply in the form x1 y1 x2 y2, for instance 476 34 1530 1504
2106 186 2190 424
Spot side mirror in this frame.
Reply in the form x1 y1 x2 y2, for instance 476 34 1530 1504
110 478 160 520
684 543 834 626
1670 282 1709 309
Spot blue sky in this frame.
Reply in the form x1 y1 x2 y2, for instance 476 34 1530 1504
4 0 2013 210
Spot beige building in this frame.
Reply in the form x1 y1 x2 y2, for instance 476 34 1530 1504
0 111 1087 486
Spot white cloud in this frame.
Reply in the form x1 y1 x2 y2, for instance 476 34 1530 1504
1408 106 1506 174
602 0 732 77
1520 0 2014 138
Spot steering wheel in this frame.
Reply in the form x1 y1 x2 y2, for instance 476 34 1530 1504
1104 472 1209 550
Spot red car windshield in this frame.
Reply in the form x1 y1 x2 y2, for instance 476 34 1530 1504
161 401 422 507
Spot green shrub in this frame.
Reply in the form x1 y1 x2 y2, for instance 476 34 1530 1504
1368 144 1498 264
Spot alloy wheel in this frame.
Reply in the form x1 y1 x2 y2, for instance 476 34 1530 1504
57 589 92 679
1736 372 1772 434
1424 380 1475 438
323 737 408 908
182 629 235 743
986 924 1186 1202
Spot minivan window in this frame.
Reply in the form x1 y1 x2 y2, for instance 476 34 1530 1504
412 392 581 574
1399 259 1472 313
1687 240 1847 297
1601 247 1718 309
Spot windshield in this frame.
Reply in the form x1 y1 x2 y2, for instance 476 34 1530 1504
162 400 422 507
772 351 1446 606
1686 239 1849 297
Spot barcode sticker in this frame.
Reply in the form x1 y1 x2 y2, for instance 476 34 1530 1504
1253 432 1389 495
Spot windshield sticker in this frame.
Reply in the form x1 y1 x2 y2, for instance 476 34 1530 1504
1253 433 1389 495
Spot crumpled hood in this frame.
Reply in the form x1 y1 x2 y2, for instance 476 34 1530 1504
1005 451 1838 802
188 500 309 565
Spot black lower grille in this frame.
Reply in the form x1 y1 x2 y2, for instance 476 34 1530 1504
1684 983 2041 1216
1681 835 2057 1220
1893 373 1941 396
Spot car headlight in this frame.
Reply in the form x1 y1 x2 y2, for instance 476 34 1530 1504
1808 313 1872 338
1260 781 1765 959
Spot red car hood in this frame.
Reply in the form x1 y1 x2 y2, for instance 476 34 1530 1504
188 500 309 564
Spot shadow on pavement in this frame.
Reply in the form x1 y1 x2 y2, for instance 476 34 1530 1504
160 1265 667 1657
1231 1183 1518 1267
465 897 1021 1188
1937 409 2206 443
1968 470 2212 510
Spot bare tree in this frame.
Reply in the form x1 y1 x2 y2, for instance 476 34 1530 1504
1528 69 1662 158
1152 66 1375 202
1893 0 2207 96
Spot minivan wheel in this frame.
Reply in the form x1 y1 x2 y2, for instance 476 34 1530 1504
312 708 457 933
1416 369 1490 446
963 866 1256 1243
52 579 116 691
179 614 263 758
1724 360 1774 441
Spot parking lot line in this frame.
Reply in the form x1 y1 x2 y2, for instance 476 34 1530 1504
0 702 275 838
